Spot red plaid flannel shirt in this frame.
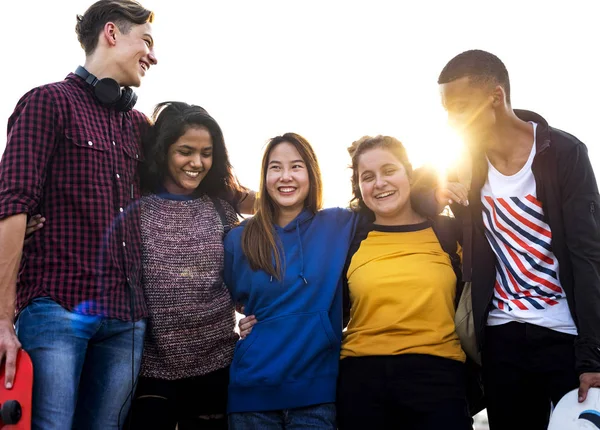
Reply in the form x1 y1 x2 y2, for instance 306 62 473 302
0 73 148 320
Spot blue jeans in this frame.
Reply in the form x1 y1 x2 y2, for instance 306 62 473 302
15 297 146 430
228 403 336 429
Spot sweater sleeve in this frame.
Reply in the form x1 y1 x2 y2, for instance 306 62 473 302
223 230 238 300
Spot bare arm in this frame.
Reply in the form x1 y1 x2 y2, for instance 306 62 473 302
238 190 256 215
0 213 27 388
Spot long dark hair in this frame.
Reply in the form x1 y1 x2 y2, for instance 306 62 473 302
140 101 246 205
241 133 323 279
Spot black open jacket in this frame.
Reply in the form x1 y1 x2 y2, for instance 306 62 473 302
413 109 600 375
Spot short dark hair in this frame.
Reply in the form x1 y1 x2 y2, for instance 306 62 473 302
438 49 511 104
140 101 246 205
75 0 154 55
347 135 413 221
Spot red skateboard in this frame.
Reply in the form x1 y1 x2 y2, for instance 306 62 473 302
0 349 32 429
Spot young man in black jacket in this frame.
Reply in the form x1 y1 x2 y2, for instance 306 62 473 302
426 49 600 430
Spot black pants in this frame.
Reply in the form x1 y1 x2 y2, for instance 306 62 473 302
337 354 472 430
482 322 579 430
127 366 229 430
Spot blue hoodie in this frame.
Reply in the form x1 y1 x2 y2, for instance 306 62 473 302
223 207 360 413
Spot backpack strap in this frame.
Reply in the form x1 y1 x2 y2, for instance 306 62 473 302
210 196 231 236
430 216 463 308
342 216 372 328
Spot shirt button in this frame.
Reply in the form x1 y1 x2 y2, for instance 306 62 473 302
119 207 124 213
135 154 139 159
116 173 120 179
112 141 116 146
122 242 126 247
87 141 93 146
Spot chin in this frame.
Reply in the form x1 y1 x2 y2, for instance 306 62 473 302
122 74 141 88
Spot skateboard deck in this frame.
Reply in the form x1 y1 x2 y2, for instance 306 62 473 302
549 387 600 430
0 349 32 429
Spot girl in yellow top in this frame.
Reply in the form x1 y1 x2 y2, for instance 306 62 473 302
337 135 470 430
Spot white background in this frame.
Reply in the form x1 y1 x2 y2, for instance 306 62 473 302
1 0 598 208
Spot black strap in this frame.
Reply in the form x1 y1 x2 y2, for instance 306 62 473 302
430 216 464 308
210 197 231 235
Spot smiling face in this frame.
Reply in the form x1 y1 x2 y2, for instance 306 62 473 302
113 21 157 87
265 142 310 218
163 126 213 195
440 76 499 148
357 147 412 225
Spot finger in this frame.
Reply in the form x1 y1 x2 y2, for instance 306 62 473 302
579 379 591 402
448 185 469 205
240 315 256 325
445 191 464 206
240 318 256 331
4 347 19 389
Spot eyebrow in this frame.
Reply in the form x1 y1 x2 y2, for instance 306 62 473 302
177 144 212 151
359 163 397 176
269 159 305 165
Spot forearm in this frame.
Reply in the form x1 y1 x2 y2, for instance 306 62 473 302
0 214 27 322
238 190 256 215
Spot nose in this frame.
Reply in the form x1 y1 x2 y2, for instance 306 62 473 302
280 168 292 181
148 49 158 66
374 174 387 189
189 153 202 169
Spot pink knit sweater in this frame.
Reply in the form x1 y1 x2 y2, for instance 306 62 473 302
139 194 239 380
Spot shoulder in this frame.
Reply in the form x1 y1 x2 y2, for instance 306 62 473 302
14 82 64 109
224 222 245 249
130 109 151 128
316 207 357 223
430 214 459 230
430 215 461 252
549 125 586 155
38 78 84 105
215 197 241 227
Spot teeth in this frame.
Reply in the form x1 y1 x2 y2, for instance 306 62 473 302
376 191 395 199
279 187 296 193
140 62 148 71
185 171 200 178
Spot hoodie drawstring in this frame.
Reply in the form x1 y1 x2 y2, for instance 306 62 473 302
296 221 308 285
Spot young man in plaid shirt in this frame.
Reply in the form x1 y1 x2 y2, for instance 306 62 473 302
0 1 158 428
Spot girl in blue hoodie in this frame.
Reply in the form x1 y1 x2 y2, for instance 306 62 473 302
224 133 360 429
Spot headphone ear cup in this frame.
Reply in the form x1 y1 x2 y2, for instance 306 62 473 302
116 87 138 112
94 78 122 105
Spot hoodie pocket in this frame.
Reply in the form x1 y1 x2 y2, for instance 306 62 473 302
231 311 340 387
